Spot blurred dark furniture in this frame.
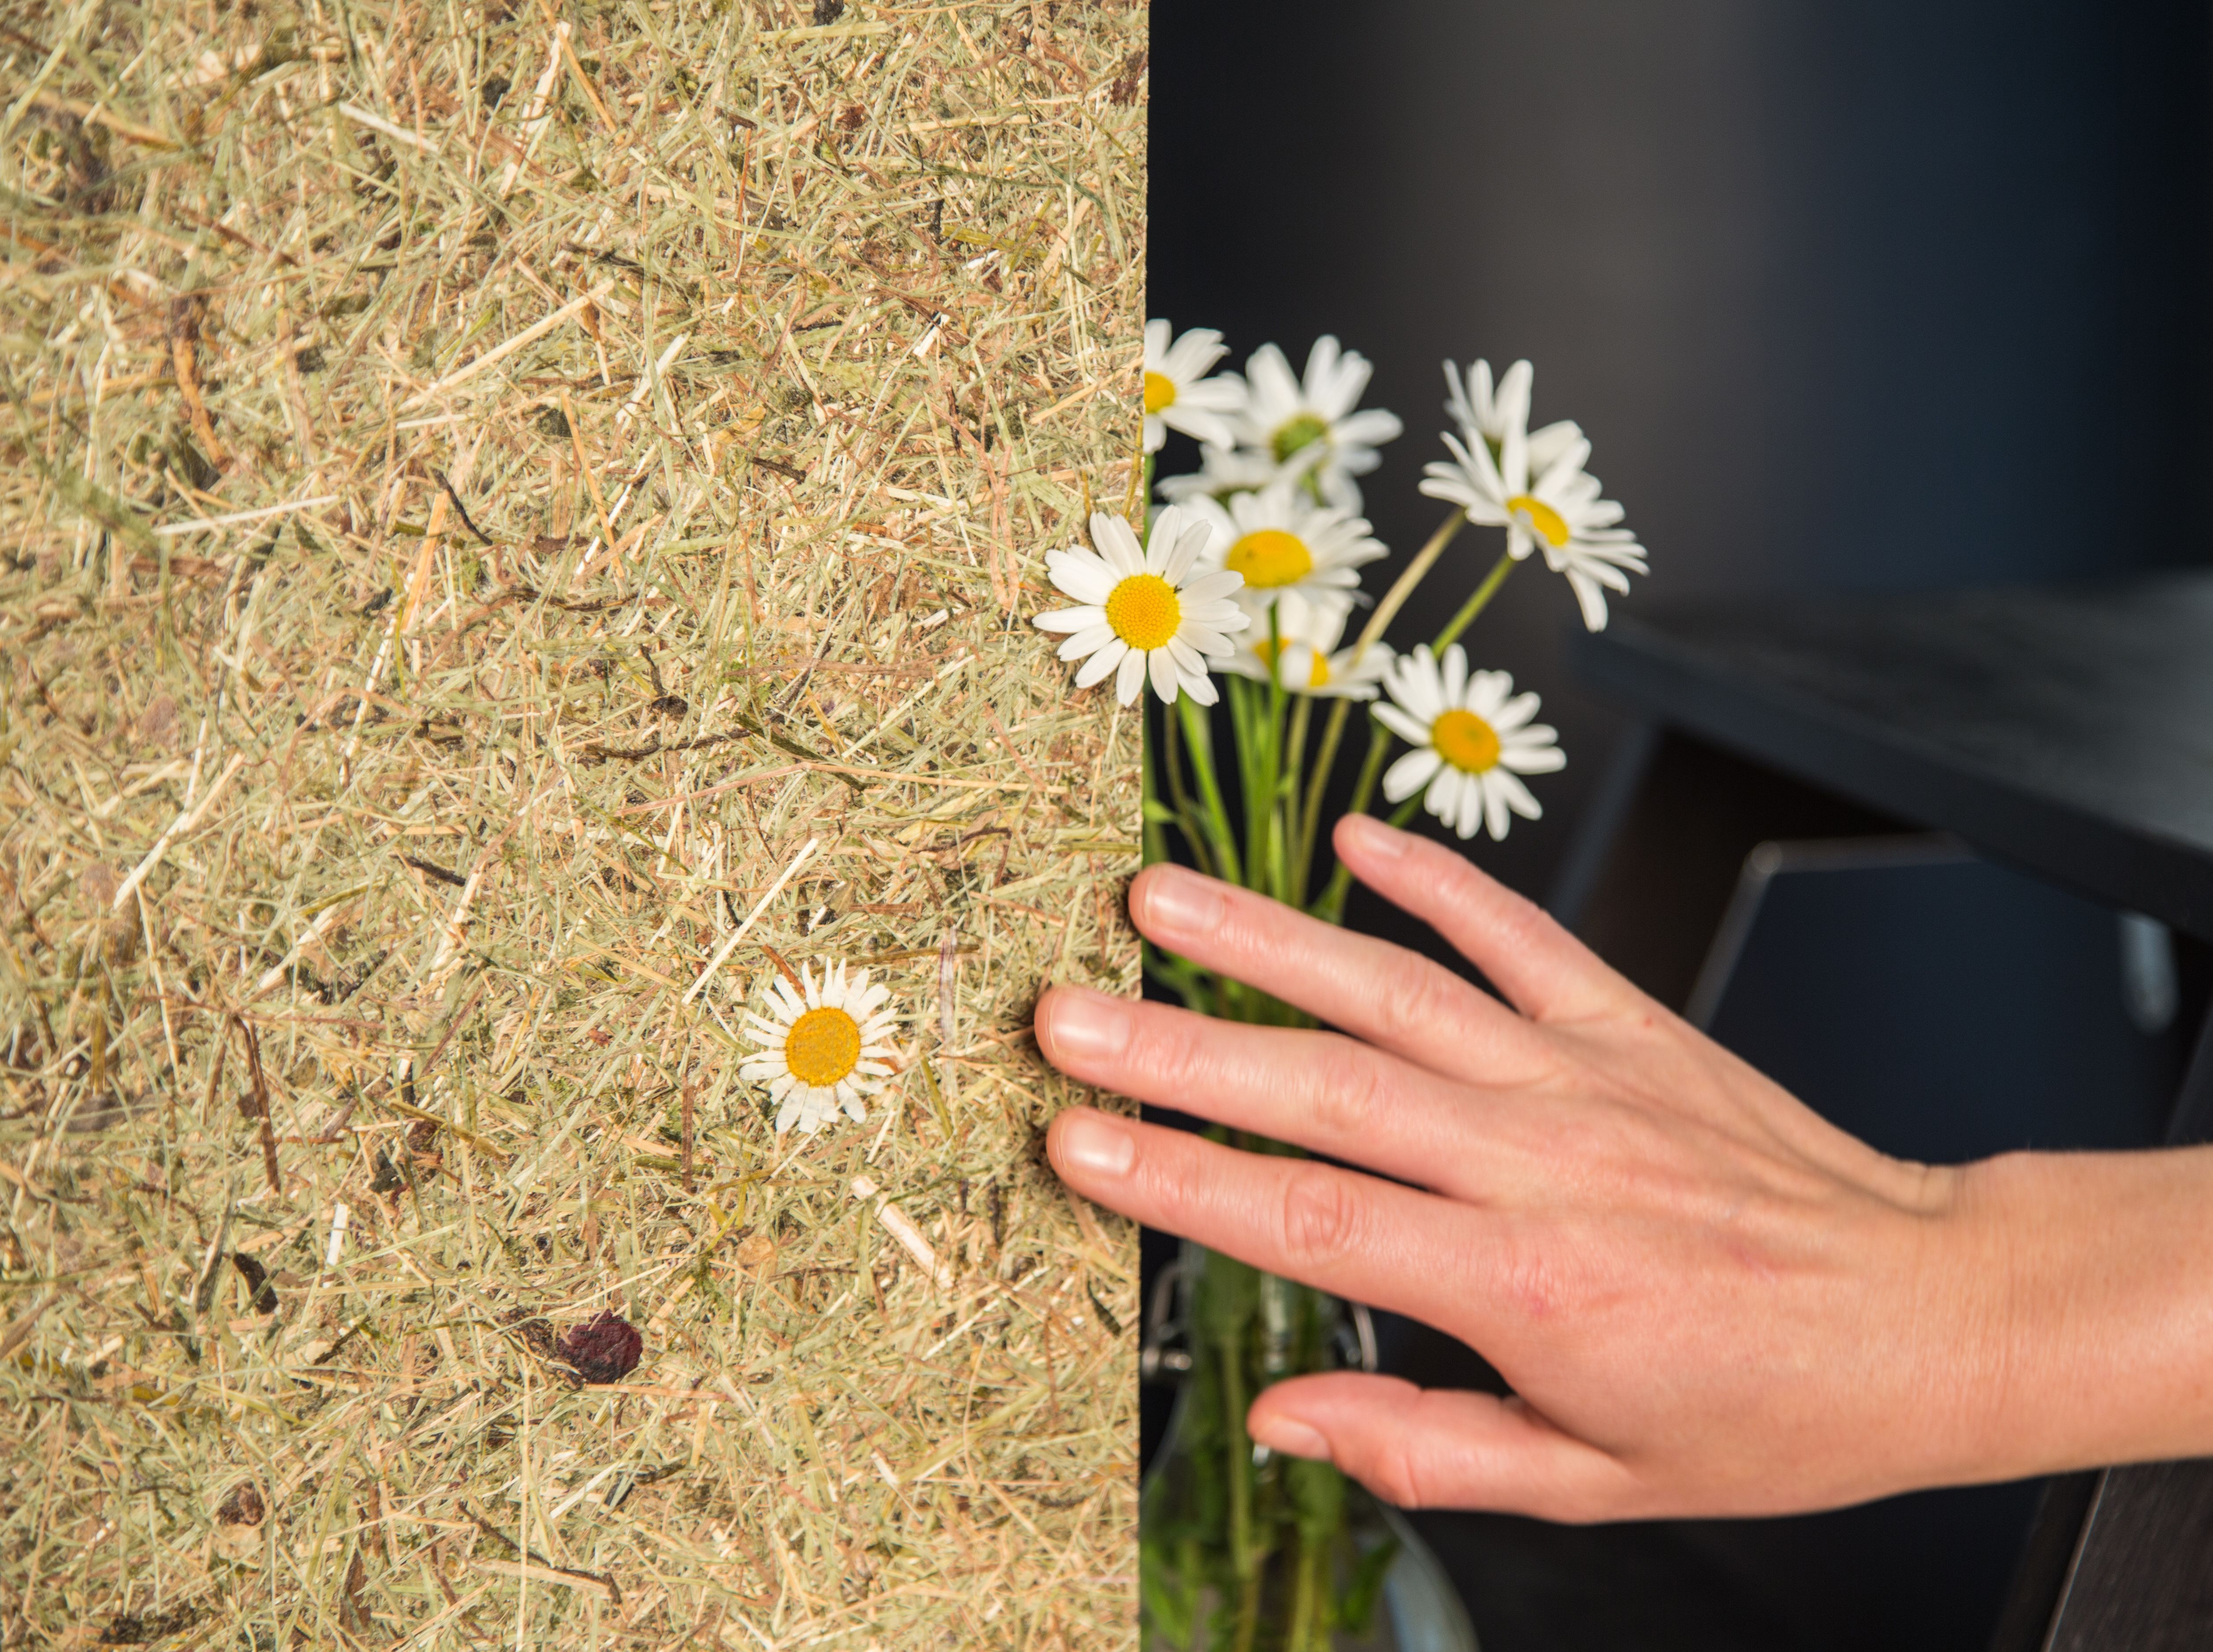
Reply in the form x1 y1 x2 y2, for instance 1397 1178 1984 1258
1566 571 2213 1651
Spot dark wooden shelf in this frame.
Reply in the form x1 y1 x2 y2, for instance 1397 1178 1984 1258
1572 572 2213 938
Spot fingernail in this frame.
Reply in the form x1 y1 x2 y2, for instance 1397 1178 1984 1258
1054 1110 1136 1179
1140 864 1227 936
1042 986 1132 1062
1340 813 1408 858
1251 1414 1330 1460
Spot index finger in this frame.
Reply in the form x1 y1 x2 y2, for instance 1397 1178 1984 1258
1127 864 1554 1091
1334 814 1633 1024
1047 1106 1506 1344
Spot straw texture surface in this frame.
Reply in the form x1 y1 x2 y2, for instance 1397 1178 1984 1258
0 0 1144 1644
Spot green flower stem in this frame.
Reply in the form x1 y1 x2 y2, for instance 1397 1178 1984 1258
1220 1319 1261 1615
1179 693 1242 887
1310 717 1396 924
1295 696 1355 901
1142 692 1168 871
1281 690 1313 902
1349 506 1467 658
1285 1533 1324 1652
1292 507 1469 901
1159 695 1218 881
1432 546 1517 653
1233 1574 1264 1652
1258 620 1293 904
1230 677 1267 892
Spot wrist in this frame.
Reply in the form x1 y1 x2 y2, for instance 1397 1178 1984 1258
1950 1146 2213 1478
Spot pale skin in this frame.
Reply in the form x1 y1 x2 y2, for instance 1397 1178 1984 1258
1038 813 2213 1523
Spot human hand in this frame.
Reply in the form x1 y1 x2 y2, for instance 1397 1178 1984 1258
1037 815 2213 1521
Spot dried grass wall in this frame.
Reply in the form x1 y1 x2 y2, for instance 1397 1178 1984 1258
0 0 1145 1645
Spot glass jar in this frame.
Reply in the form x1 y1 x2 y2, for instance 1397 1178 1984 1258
1141 1244 1478 1652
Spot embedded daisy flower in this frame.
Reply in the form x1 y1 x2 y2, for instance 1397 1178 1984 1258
1033 508 1248 706
1419 391 1648 631
1230 337 1403 511
1144 319 1246 454
740 960 899 1136
1373 645 1565 841
1222 590 1393 700
1183 480 1387 624
1443 357 1586 480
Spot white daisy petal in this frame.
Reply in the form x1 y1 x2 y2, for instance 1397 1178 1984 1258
1093 513 1145 577
1180 570 1246 603
1441 645 1468 706
1056 621 1117 663
1148 646 1180 704
1163 402 1239 449
1115 645 1148 705
1494 769 1544 821
1489 691 1541 732
1045 551 1117 605
1383 747 1442 802
1073 638 1127 689
1372 703 1431 746
1036 604 1104 635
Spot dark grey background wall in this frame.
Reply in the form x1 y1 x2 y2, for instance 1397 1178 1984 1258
1151 0 2213 907
1146 4 2213 1649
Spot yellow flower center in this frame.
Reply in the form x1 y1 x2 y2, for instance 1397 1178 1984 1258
1307 652 1331 689
1105 572 1181 652
785 1006 862 1088
1431 709 1501 774
1143 371 1176 415
1271 412 1330 465
1225 529 1314 590
1505 493 1571 548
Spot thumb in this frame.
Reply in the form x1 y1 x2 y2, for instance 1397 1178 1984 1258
1246 1371 1637 1524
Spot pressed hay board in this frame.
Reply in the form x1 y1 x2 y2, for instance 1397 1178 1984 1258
0 0 1146 1646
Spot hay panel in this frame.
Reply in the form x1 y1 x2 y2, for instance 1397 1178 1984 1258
0 0 1144 1645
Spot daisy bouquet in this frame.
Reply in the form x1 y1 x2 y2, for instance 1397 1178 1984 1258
1039 327 1648 1649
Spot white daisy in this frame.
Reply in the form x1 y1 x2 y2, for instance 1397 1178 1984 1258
1230 337 1403 511
1144 319 1246 454
1153 441 1285 505
1419 388 1648 632
1443 357 1587 480
740 960 899 1136
1183 480 1387 624
1373 645 1565 841
1033 509 1248 706
1222 590 1393 701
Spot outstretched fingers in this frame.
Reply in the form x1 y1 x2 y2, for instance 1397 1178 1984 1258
1034 985 1493 1196
1047 1107 1499 1333
1332 814 1631 1025
1246 1372 1640 1522
1126 863 1554 1090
